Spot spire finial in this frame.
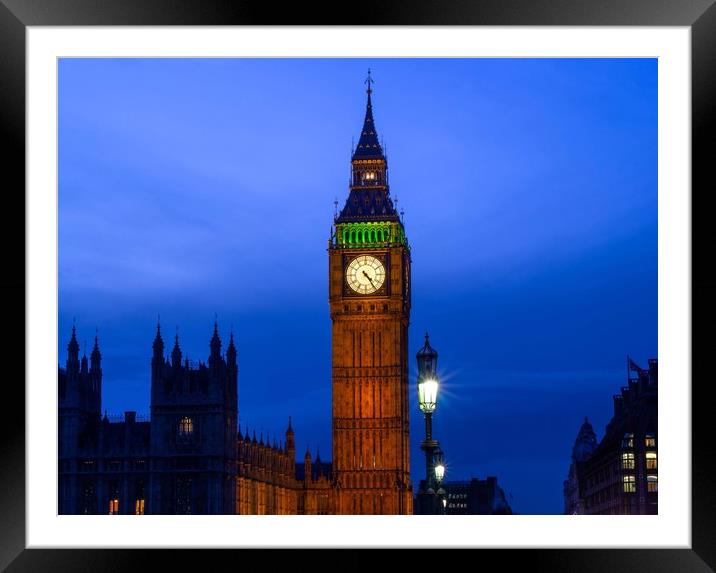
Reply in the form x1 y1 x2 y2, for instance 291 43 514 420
365 68 374 96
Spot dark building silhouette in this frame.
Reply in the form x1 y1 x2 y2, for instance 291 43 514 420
148 322 237 514
59 323 238 515
564 358 658 515
442 477 513 515
58 324 335 515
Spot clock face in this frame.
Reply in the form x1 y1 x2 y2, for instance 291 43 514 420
346 255 386 294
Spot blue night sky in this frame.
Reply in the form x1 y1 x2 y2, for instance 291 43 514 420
58 58 657 515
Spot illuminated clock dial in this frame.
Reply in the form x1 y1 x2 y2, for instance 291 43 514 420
346 255 386 294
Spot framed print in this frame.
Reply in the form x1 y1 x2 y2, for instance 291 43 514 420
3 0 715 570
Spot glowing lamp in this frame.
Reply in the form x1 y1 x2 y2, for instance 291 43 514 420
418 378 438 413
434 463 445 483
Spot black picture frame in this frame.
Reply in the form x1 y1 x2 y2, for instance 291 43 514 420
2 0 714 570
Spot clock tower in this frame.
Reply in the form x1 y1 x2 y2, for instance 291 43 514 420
328 73 412 514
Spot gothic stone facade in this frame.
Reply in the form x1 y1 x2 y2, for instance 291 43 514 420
328 79 413 514
59 325 334 515
59 80 412 515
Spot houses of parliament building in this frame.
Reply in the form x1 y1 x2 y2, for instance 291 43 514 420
58 75 413 515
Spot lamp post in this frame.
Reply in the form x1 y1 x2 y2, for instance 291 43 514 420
417 332 440 514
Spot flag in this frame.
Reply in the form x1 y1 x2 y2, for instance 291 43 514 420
627 356 644 374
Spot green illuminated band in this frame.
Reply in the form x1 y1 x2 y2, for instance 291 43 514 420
335 221 407 247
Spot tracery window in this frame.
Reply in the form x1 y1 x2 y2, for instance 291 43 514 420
178 416 194 441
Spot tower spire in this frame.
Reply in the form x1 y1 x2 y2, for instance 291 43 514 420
352 70 384 161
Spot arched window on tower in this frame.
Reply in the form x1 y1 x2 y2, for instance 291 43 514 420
178 416 194 442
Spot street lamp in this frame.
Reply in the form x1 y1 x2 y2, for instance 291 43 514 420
417 332 440 513
434 448 446 515
434 448 445 484
418 377 438 414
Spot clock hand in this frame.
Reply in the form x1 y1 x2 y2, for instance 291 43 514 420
362 270 375 286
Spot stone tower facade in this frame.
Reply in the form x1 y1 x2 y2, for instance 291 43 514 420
328 74 412 514
149 322 238 514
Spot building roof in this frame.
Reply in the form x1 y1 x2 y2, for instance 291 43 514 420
335 187 400 223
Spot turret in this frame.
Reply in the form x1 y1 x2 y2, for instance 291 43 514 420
227 331 237 368
571 417 598 463
285 416 296 462
89 334 102 416
80 347 88 376
66 325 80 377
171 333 182 368
209 320 222 367
314 448 323 479
152 322 164 360
304 447 312 483
151 322 164 383
90 335 101 374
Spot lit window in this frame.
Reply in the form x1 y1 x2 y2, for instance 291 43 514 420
108 498 119 514
621 452 635 469
645 434 656 447
622 475 636 493
621 433 634 448
179 416 194 437
647 475 658 493
646 452 658 469
135 498 145 515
